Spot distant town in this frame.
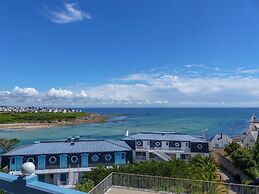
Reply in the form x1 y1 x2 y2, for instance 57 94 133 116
0 106 82 113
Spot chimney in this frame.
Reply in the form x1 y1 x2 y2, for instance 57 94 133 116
125 130 129 137
74 136 80 142
67 136 72 142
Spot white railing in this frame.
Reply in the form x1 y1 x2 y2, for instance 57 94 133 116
136 146 190 152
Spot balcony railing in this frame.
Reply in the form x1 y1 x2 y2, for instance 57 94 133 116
136 146 190 152
89 172 259 194
135 156 146 161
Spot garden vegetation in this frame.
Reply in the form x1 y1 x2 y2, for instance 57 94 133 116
0 112 87 124
75 156 218 192
224 141 259 179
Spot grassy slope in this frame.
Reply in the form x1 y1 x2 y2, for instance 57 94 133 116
0 112 88 124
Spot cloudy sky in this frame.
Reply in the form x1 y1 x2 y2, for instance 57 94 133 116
1 0 259 107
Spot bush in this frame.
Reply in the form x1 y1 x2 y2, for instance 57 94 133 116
76 157 218 192
224 141 240 156
75 180 95 192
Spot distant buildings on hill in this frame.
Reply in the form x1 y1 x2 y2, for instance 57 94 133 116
0 106 82 113
209 114 259 149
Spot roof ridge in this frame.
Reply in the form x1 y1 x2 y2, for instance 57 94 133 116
105 140 130 150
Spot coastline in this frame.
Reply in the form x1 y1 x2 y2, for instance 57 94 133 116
0 113 107 130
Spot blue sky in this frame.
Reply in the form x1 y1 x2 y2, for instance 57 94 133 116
1 0 259 107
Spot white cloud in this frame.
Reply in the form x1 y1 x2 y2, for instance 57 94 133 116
2 71 259 107
185 64 205 68
47 2 91 24
238 68 259 74
12 86 39 96
47 88 73 98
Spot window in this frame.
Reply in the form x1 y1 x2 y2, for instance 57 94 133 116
70 156 78 163
11 158 15 164
122 153 125 159
26 157 35 163
197 144 203 149
105 154 112 161
49 156 57 164
175 142 180 147
136 152 146 156
92 154 99 162
155 141 161 146
180 154 186 160
60 173 67 182
186 142 189 147
136 141 142 146
166 141 169 146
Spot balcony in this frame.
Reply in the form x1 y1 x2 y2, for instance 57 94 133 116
136 146 190 152
135 156 146 161
0 162 86 194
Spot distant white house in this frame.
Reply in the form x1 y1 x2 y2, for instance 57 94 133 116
210 134 232 148
242 114 259 148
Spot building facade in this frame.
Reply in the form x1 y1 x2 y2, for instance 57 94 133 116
2 132 211 187
123 132 210 161
210 134 232 148
1 138 132 186
242 114 259 148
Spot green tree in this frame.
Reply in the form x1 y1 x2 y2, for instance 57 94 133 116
252 140 259 163
75 180 94 192
231 147 256 169
191 156 217 181
224 141 241 156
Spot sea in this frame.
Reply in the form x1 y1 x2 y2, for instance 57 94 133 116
0 108 259 144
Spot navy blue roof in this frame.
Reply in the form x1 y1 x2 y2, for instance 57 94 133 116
3 140 131 156
123 132 207 142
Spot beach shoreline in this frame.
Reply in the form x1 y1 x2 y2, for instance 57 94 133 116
0 113 107 130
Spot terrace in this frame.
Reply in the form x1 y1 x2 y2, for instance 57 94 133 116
89 172 259 194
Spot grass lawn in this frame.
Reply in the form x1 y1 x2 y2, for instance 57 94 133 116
0 112 88 124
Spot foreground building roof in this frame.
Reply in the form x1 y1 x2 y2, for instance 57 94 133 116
3 140 132 156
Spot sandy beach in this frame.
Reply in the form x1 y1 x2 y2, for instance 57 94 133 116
0 114 107 130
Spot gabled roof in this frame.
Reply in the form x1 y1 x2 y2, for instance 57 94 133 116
123 132 207 142
250 131 259 140
243 130 258 142
209 134 232 142
3 140 132 156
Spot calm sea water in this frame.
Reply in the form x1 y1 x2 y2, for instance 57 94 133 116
0 108 258 144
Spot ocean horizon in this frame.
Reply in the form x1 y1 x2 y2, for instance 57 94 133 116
0 108 258 144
